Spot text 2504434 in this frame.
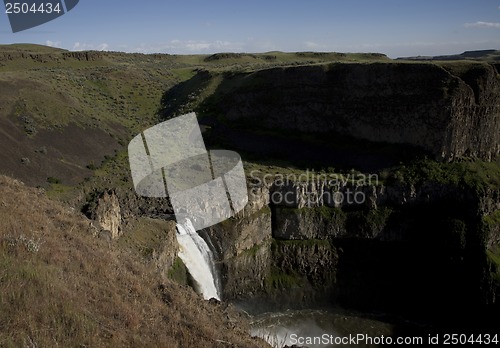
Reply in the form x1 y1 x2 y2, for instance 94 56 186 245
5 2 62 14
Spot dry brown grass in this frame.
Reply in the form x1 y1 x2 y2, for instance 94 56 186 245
0 175 268 347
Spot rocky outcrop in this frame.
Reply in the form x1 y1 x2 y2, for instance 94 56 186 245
113 187 172 219
0 51 103 63
121 217 179 279
200 62 500 161
93 190 122 239
205 192 273 298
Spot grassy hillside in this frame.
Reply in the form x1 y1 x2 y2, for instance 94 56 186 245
0 175 268 347
0 45 391 190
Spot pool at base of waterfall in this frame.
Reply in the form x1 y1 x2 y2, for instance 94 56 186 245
244 306 429 348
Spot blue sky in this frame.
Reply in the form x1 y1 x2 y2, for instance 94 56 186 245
1 0 500 57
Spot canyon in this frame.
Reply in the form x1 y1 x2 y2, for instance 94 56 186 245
1 46 500 343
96 56 500 331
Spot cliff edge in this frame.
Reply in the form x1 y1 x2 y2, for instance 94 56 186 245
184 62 500 162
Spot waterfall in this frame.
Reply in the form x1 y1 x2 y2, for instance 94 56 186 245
175 218 220 301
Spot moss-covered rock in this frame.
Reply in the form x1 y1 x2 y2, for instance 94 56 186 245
167 257 189 285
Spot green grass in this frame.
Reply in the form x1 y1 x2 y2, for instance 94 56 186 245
244 160 370 186
390 157 500 193
203 51 391 68
484 210 500 227
45 183 74 200
167 257 188 285
92 150 129 179
0 49 181 138
171 68 197 81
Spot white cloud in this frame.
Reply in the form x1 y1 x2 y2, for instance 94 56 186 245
45 40 61 48
97 43 109 51
304 41 327 50
465 21 500 29
73 42 110 51
132 39 244 54
185 41 212 51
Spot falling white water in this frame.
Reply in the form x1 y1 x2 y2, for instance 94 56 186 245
176 218 220 301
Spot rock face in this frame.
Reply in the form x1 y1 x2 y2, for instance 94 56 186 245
202 62 500 161
0 50 103 63
273 206 346 240
205 190 273 299
121 217 179 280
94 190 122 239
196 178 500 317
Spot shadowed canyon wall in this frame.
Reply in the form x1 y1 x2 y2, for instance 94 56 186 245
193 62 500 162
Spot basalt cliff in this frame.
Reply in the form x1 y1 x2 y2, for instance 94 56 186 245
153 59 500 329
101 165 500 330
163 62 500 166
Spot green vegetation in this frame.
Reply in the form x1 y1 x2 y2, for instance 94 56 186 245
244 159 382 191
45 182 74 200
272 238 332 249
88 150 136 189
46 176 61 184
484 210 500 227
168 257 188 285
0 47 391 138
3 44 496 196
389 157 500 193
264 266 302 290
482 212 500 251
1 49 175 138
116 217 175 261
487 248 500 268
487 248 500 283
220 205 271 229
316 206 345 221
